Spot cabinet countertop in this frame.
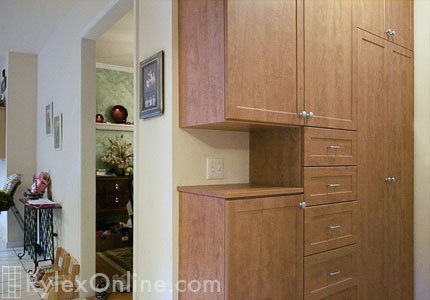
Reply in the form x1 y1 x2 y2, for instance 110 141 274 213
177 183 303 200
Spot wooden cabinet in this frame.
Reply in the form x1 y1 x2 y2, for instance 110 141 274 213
357 29 413 300
179 0 302 130
355 0 413 50
178 185 304 300
96 176 131 214
304 0 356 130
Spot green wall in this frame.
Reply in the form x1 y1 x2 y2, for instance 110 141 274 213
96 67 134 169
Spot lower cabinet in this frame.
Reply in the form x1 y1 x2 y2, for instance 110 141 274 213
178 185 304 300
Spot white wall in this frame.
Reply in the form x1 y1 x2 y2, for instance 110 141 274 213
134 0 249 299
36 0 109 284
414 1 430 299
6 52 38 247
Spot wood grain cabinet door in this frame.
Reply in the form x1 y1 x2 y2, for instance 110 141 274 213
225 0 302 125
385 0 414 50
384 43 414 300
303 0 355 130
356 29 388 300
225 195 304 300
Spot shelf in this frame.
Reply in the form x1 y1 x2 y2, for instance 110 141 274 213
96 123 134 132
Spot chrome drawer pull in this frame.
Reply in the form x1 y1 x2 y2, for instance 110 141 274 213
328 225 341 229
115 184 119 190
115 197 119 203
328 271 340 276
328 183 340 187
328 145 341 149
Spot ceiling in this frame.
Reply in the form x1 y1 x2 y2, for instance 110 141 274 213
96 11 134 68
0 0 75 58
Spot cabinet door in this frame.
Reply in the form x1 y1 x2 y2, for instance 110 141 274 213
384 43 414 300
304 0 355 130
225 0 302 125
356 30 388 300
226 195 303 300
354 0 386 37
386 0 414 50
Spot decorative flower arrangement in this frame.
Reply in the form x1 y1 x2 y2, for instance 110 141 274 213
101 135 133 176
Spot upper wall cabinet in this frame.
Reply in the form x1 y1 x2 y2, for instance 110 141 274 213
303 0 356 130
179 0 303 130
354 0 413 50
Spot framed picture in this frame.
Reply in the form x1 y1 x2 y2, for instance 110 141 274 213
140 51 164 119
45 102 53 136
54 113 62 151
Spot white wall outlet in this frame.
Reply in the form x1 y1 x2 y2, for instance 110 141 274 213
207 157 224 180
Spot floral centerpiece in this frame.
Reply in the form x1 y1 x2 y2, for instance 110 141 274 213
101 135 133 176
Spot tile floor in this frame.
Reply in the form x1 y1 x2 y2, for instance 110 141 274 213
0 246 85 300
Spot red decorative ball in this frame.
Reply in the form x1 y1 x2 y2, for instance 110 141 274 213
96 114 104 123
111 105 128 124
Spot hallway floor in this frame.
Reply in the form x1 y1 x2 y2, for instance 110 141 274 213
0 246 85 300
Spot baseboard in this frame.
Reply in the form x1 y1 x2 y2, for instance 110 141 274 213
6 240 23 248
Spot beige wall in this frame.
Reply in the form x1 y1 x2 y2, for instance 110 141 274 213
414 1 430 299
134 0 249 298
36 0 108 285
5 52 38 246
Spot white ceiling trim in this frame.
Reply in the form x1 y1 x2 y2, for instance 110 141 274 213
96 62 133 73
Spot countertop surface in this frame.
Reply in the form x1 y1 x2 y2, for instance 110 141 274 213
177 183 303 199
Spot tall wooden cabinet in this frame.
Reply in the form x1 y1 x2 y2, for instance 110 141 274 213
357 29 413 300
178 1 414 300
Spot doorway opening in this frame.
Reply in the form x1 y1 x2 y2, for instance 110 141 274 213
80 0 135 297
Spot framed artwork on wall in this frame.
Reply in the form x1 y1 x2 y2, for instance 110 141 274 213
139 50 164 119
45 102 53 136
54 113 62 151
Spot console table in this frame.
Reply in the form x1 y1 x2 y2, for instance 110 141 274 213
16 199 61 273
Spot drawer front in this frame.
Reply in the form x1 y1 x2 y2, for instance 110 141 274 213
303 128 357 166
304 167 356 206
305 202 358 255
105 180 130 209
305 245 358 300
319 286 357 300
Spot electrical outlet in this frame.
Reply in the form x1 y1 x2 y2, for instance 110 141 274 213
207 158 224 180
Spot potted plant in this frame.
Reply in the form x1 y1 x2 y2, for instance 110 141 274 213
101 135 133 176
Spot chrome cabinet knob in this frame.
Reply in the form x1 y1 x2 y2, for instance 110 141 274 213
298 201 306 208
391 177 396 182
299 111 307 118
386 28 393 35
385 177 392 182
307 111 314 118
391 30 396 36
115 184 119 190
115 197 119 203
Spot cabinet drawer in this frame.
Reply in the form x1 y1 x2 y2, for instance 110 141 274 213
305 245 358 300
303 128 357 166
319 286 357 300
304 167 356 206
305 202 358 255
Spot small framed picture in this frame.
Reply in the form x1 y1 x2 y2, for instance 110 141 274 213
140 51 164 119
45 102 53 136
54 113 62 151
